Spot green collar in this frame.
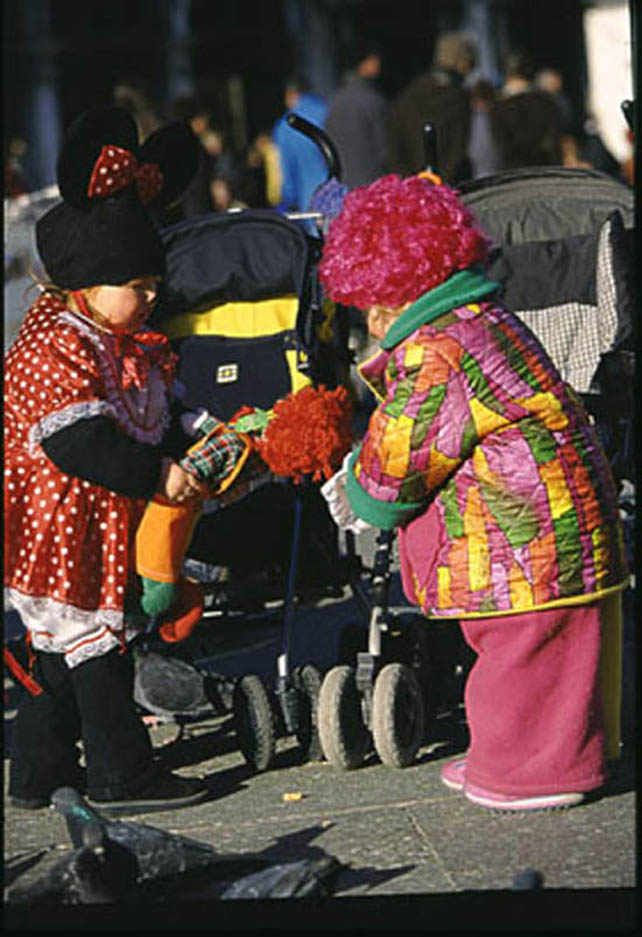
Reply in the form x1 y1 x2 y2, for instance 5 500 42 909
380 267 500 350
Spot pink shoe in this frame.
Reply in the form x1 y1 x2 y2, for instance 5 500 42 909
440 757 467 791
464 782 585 812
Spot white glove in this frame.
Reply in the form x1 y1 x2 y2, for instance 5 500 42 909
321 451 373 534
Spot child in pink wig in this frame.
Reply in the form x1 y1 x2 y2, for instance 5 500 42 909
319 173 628 811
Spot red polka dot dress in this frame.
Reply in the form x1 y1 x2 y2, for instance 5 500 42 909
4 292 174 668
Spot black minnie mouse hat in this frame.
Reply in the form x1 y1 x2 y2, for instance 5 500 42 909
36 107 198 290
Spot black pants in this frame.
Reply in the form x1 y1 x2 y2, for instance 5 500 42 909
9 646 156 801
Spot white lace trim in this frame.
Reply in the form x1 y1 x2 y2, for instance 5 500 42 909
5 588 140 668
58 311 170 445
28 400 117 458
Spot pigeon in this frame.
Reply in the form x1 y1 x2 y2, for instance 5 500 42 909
133 648 213 719
48 787 271 899
218 855 342 899
37 787 343 902
132 647 235 743
5 814 138 905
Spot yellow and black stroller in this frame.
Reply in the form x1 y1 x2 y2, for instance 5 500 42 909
133 121 360 772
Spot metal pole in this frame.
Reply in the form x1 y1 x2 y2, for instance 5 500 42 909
275 483 305 733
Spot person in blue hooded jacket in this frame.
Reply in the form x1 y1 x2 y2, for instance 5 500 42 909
272 77 328 213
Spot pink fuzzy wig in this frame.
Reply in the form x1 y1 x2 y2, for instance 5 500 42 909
318 174 490 310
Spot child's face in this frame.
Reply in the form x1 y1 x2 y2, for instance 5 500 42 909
366 303 410 340
86 277 160 332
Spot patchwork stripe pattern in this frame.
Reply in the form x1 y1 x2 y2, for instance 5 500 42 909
354 300 627 617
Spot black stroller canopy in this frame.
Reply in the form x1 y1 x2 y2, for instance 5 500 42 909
457 165 634 404
155 209 318 321
459 166 634 245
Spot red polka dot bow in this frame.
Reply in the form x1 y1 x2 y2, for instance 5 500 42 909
87 144 164 205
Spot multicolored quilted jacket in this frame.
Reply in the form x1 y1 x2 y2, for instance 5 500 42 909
346 269 628 618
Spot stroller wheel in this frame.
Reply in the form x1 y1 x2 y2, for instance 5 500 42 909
372 663 424 768
318 665 370 770
231 675 276 773
292 664 324 762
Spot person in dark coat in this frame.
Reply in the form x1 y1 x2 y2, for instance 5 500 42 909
490 51 563 170
467 80 502 179
324 39 389 189
387 31 477 183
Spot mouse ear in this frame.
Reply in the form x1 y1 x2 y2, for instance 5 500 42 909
138 122 200 209
56 107 140 210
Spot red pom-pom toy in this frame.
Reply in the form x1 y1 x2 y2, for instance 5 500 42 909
233 385 353 484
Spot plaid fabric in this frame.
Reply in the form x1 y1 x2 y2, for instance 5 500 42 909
180 430 247 489
517 302 603 393
216 451 273 509
515 215 629 394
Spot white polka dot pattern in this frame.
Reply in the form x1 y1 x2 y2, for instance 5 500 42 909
86 144 164 205
3 292 169 665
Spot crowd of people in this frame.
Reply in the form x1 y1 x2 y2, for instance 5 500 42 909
5 30 633 216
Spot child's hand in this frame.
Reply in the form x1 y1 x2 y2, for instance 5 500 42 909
158 458 207 503
320 453 373 534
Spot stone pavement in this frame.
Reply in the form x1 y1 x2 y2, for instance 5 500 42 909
3 716 637 930
4 649 637 930
3 530 638 931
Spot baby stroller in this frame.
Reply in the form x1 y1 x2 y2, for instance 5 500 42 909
316 124 636 772
459 163 635 486
317 126 476 772
133 117 360 772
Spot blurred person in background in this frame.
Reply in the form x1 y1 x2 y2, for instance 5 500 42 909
201 124 240 212
242 131 282 208
620 124 634 186
490 50 563 169
535 67 575 136
466 79 501 179
271 76 328 213
533 67 621 179
169 95 217 217
113 79 162 143
387 31 477 183
570 115 623 179
324 37 389 189
4 137 32 197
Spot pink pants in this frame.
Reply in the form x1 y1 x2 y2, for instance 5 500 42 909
460 602 607 796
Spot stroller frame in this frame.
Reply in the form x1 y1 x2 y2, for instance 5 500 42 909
134 116 355 772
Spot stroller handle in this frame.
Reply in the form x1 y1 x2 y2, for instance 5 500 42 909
423 123 438 174
620 99 635 131
286 112 342 181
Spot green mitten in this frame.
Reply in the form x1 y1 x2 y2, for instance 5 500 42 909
232 408 271 435
140 578 177 618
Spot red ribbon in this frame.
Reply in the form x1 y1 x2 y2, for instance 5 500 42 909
112 330 177 391
87 144 164 205
71 290 177 390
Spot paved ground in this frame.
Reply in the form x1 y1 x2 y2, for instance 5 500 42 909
3 531 638 931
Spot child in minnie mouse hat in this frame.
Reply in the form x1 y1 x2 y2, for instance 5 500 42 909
4 107 249 814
